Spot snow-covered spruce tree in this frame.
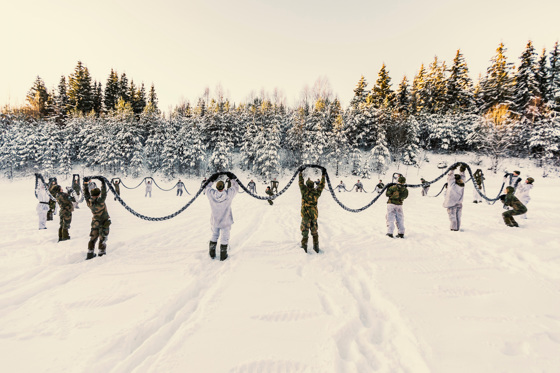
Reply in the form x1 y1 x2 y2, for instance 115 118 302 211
513 40 541 119
104 69 120 113
549 42 560 112
142 103 166 173
350 75 369 109
370 64 396 109
350 147 363 176
41 120 63 175
480 43 515 114
52 76 69 124
370 132 391 175
395 76 411 115
467 104 517 173
76 114 102 169
445 49 475 114
299 99 329 165
253 123 280 180
0 121 18 178
325 114 350 176
207 105 234 172
424 56 448 114
26 76 51 119
180 116 207 176
536 48 549 105
160 118 180 178
67 61 94 116
529 109 560 170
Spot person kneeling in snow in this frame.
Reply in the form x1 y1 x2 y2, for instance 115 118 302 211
443 163 466 231
206 172 239 261
500 186 527 227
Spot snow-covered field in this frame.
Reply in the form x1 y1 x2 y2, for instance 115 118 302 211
1 157 560 373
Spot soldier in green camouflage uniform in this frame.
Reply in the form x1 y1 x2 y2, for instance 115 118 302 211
500 186 527 227
473 169 484 203
83 178 111 260
265 186 274 205
299 169 325 253
47 179 59 221
56 186 76 241
386 176 409 238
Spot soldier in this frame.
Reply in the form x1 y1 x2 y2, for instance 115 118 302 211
353 180 364 192
145 179 153 197
373 180 385 194
500 186 527 227
298 168 326 253
247 179 257 194
112 179 121 201
56 186 76 242
176 179 184 196
71 175 81 209
420 178 430 196
265 186 274 205
505 170 522 190
473 169 484 203
271 178 279 194
386 176 408 238
335 180 346 192
206 173 239 261
47 178 59 221
516 177 534 219
36 182 50 229
83 178 111 260
443 163 466 231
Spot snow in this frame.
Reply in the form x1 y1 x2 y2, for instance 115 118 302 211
1 157 560 373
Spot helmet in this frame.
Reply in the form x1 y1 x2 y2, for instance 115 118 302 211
398 176 406 184
306 179 315 188
91 188 101 196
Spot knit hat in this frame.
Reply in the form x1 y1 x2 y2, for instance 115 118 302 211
527 177 534 184
398 176 406 184
306 179 315 188
216 181 225 191
91 188 101 196
513 170 520 175
506 186 515 193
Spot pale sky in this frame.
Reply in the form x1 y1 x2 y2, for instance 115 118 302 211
1 0 559 112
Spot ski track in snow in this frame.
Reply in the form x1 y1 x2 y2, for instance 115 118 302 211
1 160 560 373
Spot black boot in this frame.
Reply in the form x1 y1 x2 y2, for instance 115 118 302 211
301 237 308 253
312 235 319 253
220 244 228 261
86 251 97 260
58 228 63 242
209 241 217 259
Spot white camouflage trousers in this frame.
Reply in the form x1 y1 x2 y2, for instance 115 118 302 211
386 204 405 235
210 226 231 245
447 204 463 230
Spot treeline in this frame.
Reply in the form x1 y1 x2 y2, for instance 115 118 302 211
1 41 559 179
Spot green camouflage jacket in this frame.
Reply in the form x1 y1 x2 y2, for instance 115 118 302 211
56 191 75 213
84 181 110 222
299 173 325 219
49 183 60 198
504 192 527 213
386 184 408 205
474 170 484 187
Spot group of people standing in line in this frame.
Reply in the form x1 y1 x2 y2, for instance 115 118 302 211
36 165 535 262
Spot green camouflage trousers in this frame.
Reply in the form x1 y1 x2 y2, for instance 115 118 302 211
59 210 72 230
300 216 318 240
89 219 111 252
502 208 526 227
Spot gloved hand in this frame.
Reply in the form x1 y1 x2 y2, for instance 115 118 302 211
208 174 219 183
499 194 506 202
225 172 236 180
83 176 90 183
459 163 467 172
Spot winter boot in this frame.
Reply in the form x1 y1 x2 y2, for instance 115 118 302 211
220 244 228 261
301 237 308 253
63 228 70 240
58 228 63 242
386 233 393 238
209 241 217 259
312 235 320 253
396 233 405 238
86 251 97 260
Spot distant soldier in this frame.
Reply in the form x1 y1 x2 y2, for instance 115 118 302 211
353 180 364 192
420 178 430 196
265 186 274 205
335 180 346 192
47 178 59 221
56 186 76 242
145 179 153 197
373 180 385 194
443 164 466 231
71 175 81 209
83 178 111 260
247 179 257 194
271 178 279 194
500 186 527 227
112 179 121 201
36 182 50 230
473 169 484 204
206 173 239 261
505 170 522 191
298 169 326 253
516 177 534 219
176 179 185 196
386 176 408 238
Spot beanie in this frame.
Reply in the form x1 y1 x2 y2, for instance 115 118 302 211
398 176 406 184
216 181 225 191
91 188 101 196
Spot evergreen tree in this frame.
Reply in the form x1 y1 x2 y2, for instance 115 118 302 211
148 84 159 112
350 76 368 108
67 61 94 115
536 48 549 103
93 81 103 115
53 76 69 123
26 76 50 118
424 56 447 114
446 49 475 113
119 73 130 103
370 64 395 108
549 42 560 111
410 64 427 114
480 43 515 113
104 69 120 112
513 40 540 117
395 76 411 115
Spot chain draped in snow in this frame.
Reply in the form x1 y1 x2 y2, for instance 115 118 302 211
35 162 507 221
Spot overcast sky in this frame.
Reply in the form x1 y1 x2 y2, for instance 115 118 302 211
1 0 559 112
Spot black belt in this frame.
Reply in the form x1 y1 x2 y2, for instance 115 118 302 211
40 201 49 204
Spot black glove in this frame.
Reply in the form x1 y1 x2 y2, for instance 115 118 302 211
225 172 235 180
503 172 509 178
208 174 219 183
499 194 506 202
459 163 467 172
83 176 90 183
